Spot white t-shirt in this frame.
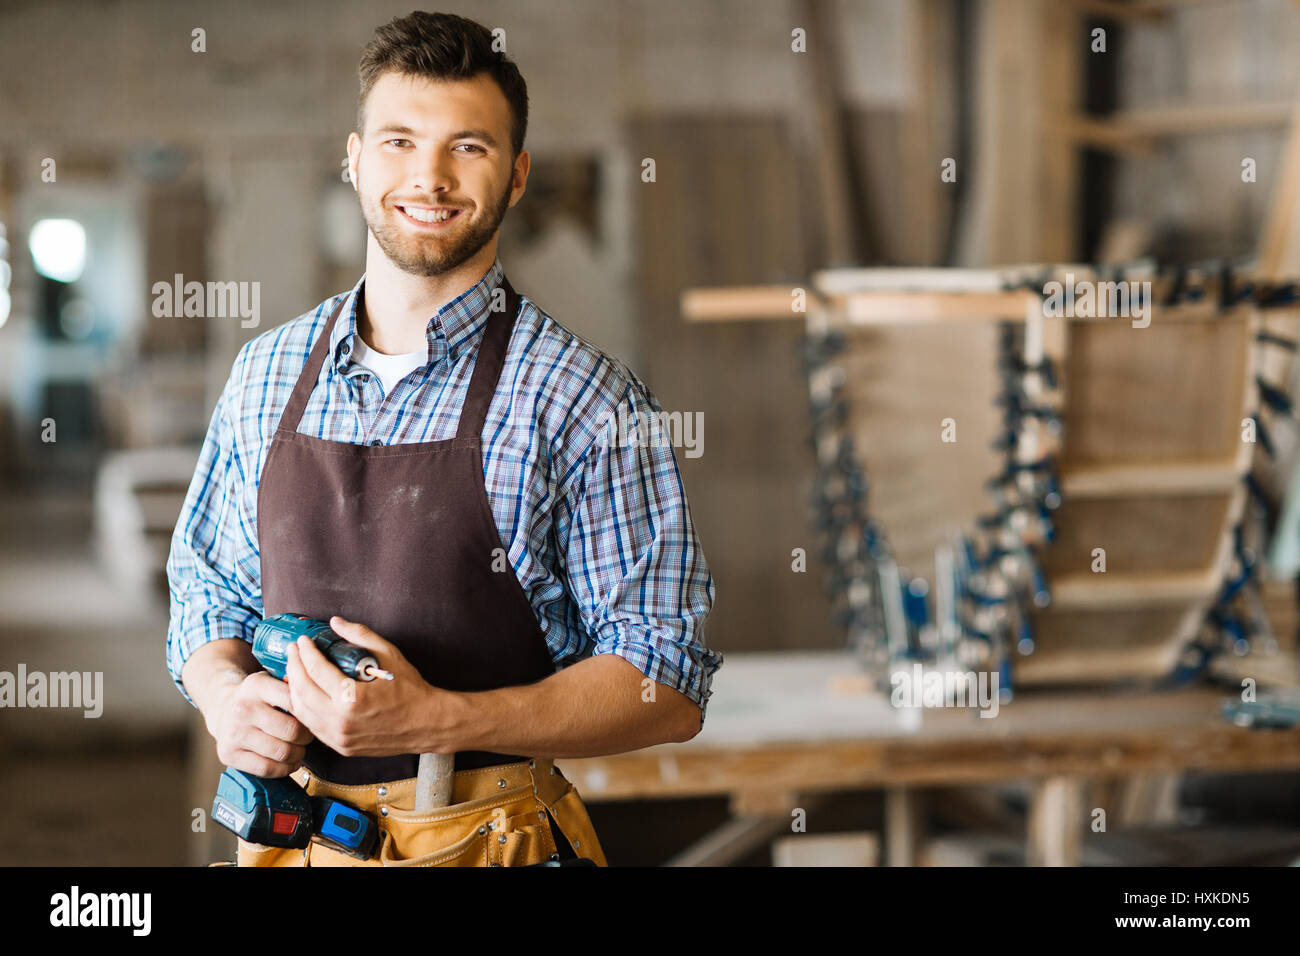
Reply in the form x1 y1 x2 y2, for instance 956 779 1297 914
351 337 427 396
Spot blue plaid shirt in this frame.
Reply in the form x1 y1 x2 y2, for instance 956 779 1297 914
166 257 720 723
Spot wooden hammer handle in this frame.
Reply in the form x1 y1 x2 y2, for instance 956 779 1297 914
414 752 455 811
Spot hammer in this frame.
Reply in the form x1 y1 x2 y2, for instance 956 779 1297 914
415 753 455 811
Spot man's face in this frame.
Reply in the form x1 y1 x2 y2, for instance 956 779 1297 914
348 72 526 277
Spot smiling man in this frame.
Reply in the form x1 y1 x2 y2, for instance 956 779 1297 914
166 11 721 867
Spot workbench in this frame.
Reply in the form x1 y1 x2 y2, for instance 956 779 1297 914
555 650 1300 866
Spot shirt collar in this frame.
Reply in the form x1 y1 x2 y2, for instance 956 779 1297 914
330 257 506 372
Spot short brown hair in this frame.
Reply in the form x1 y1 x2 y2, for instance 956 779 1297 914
357 11 529 159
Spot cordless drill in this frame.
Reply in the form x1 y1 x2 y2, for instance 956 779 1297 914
211 614 392 857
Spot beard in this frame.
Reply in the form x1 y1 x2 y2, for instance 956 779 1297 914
355 162 513 277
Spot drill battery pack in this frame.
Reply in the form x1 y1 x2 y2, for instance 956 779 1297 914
213 768 379 858
213 768 312 849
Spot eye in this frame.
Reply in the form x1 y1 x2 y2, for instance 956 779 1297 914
386 139 410 148
455 144 484 153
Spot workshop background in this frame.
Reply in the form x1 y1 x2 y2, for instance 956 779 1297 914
3 0 1300 867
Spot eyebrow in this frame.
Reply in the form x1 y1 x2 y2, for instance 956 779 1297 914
448 128 501 148
372 125 501 149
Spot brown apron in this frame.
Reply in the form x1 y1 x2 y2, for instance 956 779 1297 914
239 275 607 866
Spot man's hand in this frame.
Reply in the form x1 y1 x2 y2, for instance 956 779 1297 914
284 615 460 757
205 670 314 777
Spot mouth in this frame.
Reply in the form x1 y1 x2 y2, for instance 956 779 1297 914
395 203 464 228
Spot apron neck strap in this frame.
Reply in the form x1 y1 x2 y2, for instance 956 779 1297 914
455 276 521 441
275 294 347 437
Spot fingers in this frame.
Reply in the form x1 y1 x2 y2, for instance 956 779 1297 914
293 635 345 691
217 712 308 777
220 746 301 779
245 669 292 711
231 681 313 745
329 615 395 655
286 643 340 714
241 727 307 768
251 702 313 746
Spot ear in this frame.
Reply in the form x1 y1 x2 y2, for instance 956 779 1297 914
346 131 360 192
508 148 530 209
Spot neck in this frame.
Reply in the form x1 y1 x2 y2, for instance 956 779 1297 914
359 236 498 355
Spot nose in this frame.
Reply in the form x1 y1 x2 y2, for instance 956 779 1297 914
409 147 456 197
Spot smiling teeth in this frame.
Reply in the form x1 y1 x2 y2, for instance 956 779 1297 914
403 207 455 223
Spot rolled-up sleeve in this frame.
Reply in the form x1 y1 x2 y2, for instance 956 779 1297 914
560 376 721 726
165 362 262 705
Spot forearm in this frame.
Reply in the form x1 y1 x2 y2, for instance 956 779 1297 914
440 654 701 759
181 637 260 721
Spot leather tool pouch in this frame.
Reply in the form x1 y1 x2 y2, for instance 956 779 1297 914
233 758 607 868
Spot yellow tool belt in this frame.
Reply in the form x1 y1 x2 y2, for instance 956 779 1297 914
234 757 607 867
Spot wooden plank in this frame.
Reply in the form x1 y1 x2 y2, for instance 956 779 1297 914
1027 775 1085 866
1258 95 1300 281
1048 570 1219 608
794 0 860 267
1114 772 1181 826
843 290 1039 323
1044 495 1231 576
772 832 879 866
682 290 1255 325
835 317 1003 584
679 285 807 323
897 0 958 265
885 786 924 867
1015 637 1191 684
814 267 1017 294
953 0 1083 263
629 115 834 658
1023 606 1204 684
1060 459 1242 497
556 674 1300 800
1067 100 1294 152
1040 0 1083 262
1062 314 1250 463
